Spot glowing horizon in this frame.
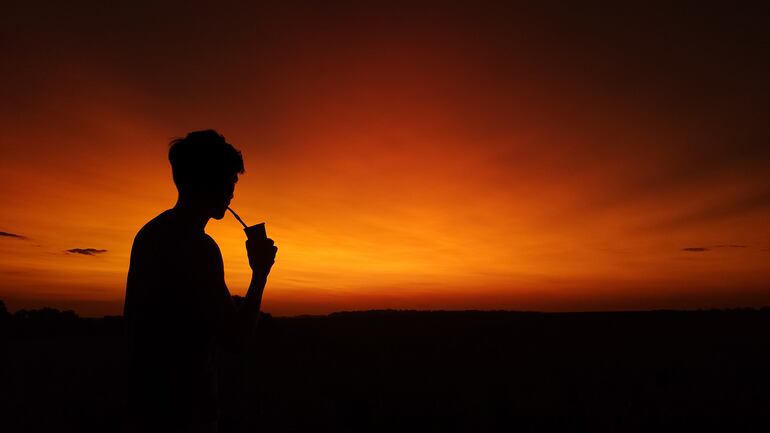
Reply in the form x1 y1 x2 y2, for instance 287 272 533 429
2 3 769 316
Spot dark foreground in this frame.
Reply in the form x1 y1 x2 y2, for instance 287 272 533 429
2 303 770 432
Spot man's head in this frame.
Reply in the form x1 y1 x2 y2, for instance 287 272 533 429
169 130 244 219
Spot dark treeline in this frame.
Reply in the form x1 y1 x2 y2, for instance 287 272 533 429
2 299 770 432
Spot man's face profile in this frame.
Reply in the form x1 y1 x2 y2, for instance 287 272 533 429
197 173 238 220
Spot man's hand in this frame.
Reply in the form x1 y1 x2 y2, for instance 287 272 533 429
246 237 277 277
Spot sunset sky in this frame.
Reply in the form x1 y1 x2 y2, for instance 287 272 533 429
1 2 769 316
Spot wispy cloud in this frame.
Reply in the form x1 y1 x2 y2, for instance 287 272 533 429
65 248 108 256
0 231 27 239
653 189 770 231
682 245 749 253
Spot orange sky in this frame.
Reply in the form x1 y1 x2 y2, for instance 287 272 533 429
1 3 769 316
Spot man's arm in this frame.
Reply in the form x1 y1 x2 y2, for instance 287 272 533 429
221 237 277 350
235 271 269 343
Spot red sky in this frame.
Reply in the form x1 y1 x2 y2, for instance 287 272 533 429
1 2 769 316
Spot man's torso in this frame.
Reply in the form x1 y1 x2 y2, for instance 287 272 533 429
124 210 232 423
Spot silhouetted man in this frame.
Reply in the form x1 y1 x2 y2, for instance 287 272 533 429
124 130 277 432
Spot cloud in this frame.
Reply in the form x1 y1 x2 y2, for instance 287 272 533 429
0 231 27 239
65 248 108 256
682 245 750 253
590 143 770 216
651 188 770 231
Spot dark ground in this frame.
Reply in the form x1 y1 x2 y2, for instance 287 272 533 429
2 301 770 432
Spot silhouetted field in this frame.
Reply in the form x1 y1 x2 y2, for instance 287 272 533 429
2 300 770 432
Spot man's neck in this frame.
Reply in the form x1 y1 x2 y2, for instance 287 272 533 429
172 199 210 233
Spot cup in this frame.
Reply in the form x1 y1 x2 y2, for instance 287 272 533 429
244 222 267 240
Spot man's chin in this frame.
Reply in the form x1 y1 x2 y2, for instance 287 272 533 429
212 208 227 220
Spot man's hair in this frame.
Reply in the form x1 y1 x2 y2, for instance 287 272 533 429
168 130 244 192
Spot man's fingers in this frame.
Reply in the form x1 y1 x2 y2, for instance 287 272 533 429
246 238 275 247
246 240 278 256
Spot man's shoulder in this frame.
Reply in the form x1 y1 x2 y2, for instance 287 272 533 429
201 233 222 255
130 210 222 257
132 210 175 245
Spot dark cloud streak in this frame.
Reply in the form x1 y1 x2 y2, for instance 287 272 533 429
65 248 108 256
0 231 27 239
682 245 750 253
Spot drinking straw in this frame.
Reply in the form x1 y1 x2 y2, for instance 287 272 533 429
227 207 248 228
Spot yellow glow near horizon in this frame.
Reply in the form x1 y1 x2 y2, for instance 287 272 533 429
2 3 769 316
